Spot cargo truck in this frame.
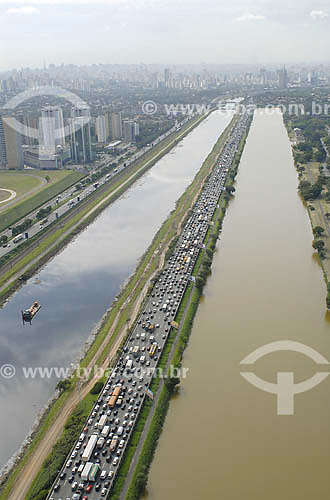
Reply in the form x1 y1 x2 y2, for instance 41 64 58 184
81 462 93 481
97 415 107 429
82 435 98 461
101 425 110 437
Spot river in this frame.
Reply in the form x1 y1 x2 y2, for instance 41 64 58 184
147 109 330 500
0 110 233 470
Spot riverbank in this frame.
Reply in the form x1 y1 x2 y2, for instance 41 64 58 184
1 111 234 500
118 113 252 500
0 111 211 306
284 116 330 308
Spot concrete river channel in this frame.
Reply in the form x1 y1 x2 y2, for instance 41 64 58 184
0 110 233 471
147 110 330 500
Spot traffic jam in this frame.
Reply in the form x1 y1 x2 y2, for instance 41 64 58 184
48 111 249 500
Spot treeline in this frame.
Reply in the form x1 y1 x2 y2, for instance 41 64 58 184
136 119 174 148
36 206 52 221
11 218 33 236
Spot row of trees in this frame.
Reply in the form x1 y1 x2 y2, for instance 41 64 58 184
11 218 33 236
36 206 52 221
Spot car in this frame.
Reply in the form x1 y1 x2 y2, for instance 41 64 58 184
68 476 74 483
54 483 60 492
72 481 78 490
108 470 114 479
95 483 101 491
86 484 93 493
72 495 80 500
66 459 72 468
104 480 110 488
100 470 107 480
60 472 66 480
101 488 108 496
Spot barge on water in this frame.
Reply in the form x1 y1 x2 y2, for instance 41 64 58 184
21 301 41 325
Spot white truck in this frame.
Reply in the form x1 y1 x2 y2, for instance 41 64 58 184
97 415 107 429
82 435 98 462
81 462 93 481
101 425 110 437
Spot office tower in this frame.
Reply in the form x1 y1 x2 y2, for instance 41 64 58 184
95 115 108 143
40 106 65 154
123 120 139 143
278 67 288 89
164 68 171 84
111 112 122 140
69 106 93 163
0 114 24 169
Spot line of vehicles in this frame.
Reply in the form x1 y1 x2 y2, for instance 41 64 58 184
47 112 250 500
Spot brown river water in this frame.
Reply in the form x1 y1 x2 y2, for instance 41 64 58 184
147 109 330 500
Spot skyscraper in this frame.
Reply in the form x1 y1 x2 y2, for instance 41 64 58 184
40 106 65 154
278 67 288 89
95 115 108 143
111 112 122 140
0 114 24 170
69 106 93 163
123 120 139 143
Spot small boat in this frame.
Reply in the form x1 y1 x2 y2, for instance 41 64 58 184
21 301 41 325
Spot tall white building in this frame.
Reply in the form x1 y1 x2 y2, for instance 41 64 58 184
111 112 122 140
96 115 108 143
40 106 65 154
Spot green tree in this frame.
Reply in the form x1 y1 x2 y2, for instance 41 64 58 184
313 226 325 237
45 175 51 183
312 239 325 252
165 376 180 393
90 381 104 395
135 472 148 493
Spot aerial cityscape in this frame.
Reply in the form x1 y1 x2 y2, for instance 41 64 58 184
1 1 330 500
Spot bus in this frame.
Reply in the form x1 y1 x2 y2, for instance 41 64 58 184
13 233 24 243
149 343 158 358
88 464 100 482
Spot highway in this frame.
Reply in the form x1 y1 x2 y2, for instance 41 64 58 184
46 111 249 500
0 118 191 260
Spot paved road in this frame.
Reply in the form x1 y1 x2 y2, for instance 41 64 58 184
6 113 209 500
0 117 193 259
46 112 249 500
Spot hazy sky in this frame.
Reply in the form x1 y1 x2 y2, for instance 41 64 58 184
0 0 330 69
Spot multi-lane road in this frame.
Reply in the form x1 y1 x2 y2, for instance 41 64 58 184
46 111 249 500
0 118 191 259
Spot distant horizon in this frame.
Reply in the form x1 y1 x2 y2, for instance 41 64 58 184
1 0 330 69
1 60 330 75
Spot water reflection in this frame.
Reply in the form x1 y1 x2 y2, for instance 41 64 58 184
0 110 233 468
